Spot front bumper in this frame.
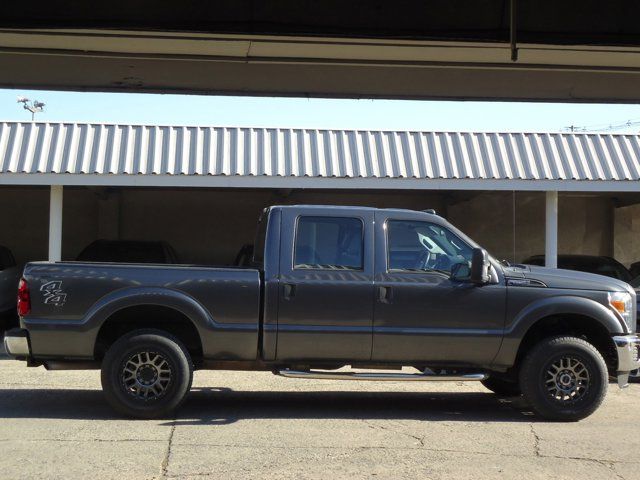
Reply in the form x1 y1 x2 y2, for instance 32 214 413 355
3 328 30 358
613 335 640 387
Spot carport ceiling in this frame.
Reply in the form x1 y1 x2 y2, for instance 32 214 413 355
1 1 640 102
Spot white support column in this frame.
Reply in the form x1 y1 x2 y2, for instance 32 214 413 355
545 190 558 268
48 185 63 262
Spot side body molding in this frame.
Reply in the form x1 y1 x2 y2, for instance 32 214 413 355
493 295 625 368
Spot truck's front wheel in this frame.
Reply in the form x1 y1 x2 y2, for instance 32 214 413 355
101 330 193 419
519 336 608 422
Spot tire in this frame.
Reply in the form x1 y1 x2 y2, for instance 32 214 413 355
481 376 522 396
630 369 640 383
101 329 193 419
519 336 608 422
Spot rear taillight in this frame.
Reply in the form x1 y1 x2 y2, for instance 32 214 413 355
17 278 30 316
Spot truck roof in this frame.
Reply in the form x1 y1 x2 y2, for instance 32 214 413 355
272 204 438 216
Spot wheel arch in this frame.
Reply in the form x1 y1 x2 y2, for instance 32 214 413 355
94 304 204 363
493 296 622 375
512 314 618 375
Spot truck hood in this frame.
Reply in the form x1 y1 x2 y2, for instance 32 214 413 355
504 264 634 294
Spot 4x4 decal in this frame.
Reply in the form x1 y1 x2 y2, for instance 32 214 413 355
41 281 67 306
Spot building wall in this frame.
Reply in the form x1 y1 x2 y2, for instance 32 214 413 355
614 204 640 267
118 189 275 265
448 192 614 263
0 185 622 268
116 188 446 265
0 186 49 265
63 188 101 261
0 186 99 265
559 195 614 260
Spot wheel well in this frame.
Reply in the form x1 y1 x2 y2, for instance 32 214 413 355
514 314 617 375
94 305 203 363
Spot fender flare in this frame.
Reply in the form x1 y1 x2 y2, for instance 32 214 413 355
77 287 214 348
493 295 624 367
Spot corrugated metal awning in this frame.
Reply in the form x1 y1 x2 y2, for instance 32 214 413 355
1 122 640 191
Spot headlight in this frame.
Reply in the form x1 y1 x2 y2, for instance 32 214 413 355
608 292 633 328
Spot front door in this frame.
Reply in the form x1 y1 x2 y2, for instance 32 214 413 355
276 207 375 361
372 211 506 365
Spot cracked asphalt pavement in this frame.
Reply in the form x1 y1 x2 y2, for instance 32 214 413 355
0 346 638 480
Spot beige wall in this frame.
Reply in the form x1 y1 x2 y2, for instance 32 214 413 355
0 185 630 268
2 186 440 265
118 189 274 264
63 188 101 261
0 186 49 265
0 186 99 265
448 192 615 263
614 204 640 267
117 188 445 264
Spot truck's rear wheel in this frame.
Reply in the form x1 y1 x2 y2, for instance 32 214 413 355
519 336 607 422
101 329 193 419
481 376 521 396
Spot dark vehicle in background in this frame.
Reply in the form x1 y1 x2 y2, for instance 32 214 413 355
629 261 640 281
522 255 633 283
76 240 180 264
0 245 20 327
4 206 639 421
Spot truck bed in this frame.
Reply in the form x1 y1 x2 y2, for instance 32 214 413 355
21 261 262 361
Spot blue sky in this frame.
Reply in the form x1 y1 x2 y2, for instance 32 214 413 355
1 88 640 133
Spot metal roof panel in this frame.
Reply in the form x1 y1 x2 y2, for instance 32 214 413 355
1 122 640 183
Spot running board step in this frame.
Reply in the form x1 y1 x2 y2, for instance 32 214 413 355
276 369 488 382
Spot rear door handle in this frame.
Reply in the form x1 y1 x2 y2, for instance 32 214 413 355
283 283 296 300
378 286 392 304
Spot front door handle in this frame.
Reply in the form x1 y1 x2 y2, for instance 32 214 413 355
283 283 296 300
378 286 392 304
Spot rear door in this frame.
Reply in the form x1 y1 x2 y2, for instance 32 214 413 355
275 207 374 361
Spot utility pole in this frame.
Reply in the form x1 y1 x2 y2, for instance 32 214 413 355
17 96 45 121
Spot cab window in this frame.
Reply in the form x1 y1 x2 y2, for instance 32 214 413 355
294 216 363 270
386 220 472 273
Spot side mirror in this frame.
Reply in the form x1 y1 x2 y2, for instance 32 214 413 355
450 262 471 281
470 248 491 284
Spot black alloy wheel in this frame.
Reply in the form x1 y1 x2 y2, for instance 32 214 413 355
101 329 193 419
519 336 608 422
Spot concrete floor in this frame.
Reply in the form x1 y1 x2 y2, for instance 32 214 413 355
0 347 638 480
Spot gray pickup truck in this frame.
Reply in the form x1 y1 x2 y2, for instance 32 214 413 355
4 205 639 421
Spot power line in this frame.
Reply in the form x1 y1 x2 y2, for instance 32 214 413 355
563 118 640 133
